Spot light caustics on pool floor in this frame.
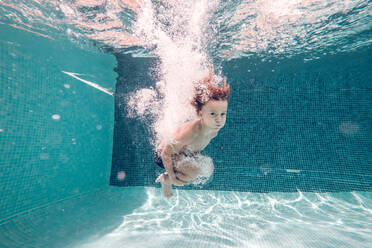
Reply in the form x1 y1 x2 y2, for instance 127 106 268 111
78 189 372 248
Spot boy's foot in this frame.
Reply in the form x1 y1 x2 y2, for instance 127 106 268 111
155 173 173 198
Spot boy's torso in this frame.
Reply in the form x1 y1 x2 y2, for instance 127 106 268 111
175 120 217 153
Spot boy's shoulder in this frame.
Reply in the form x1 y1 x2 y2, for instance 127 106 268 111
177 119 200 132
173 120 201 141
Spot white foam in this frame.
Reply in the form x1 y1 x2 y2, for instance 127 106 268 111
174 154 214 186
127 0 219 146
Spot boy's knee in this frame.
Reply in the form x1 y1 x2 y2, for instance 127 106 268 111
177 162 200 177
185 162 201 173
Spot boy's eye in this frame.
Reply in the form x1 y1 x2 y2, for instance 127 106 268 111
221 113 226 116
210 113 215 116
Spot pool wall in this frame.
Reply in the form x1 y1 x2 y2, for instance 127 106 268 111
0 24 117 223
111 48 371 192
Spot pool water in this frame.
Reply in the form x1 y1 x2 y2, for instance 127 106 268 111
1 1 371 247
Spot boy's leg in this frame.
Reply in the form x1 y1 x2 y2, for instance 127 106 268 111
155 172 173 198
174 162 201 182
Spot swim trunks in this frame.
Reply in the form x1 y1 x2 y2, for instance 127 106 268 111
154 137 214 185
154 137 200 169
154 149 201 169
154 150 165 169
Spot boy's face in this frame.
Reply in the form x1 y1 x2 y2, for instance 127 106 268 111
199 100 228 131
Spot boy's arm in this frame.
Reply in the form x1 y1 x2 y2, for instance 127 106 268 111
160 121 198 185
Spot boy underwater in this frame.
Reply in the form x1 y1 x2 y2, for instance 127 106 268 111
155 69 231 197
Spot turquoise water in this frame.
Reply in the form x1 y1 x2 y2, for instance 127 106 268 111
1 1 372 247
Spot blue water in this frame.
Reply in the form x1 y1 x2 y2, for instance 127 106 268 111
0 1 371 247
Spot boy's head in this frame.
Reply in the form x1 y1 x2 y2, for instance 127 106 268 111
191 75 230 130
198 99 228 130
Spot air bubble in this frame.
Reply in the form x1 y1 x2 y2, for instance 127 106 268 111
260 164 271 176
117 171 126 180
40 153 49 160
339 121 359 136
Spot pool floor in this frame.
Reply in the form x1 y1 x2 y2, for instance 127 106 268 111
0 187 371 248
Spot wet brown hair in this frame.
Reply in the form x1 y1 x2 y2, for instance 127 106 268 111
190 77 230 115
